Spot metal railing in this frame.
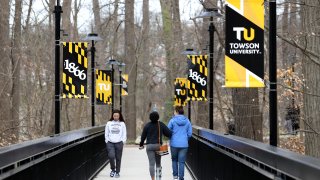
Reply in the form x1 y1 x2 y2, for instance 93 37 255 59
0 126 108 180
186 126 320 180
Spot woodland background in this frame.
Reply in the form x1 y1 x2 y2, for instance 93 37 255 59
0 0 319 158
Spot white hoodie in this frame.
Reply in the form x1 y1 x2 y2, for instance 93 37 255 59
105 120 127 143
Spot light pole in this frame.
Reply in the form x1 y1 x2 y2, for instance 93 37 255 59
195 8 222 130
181 49 198 120
118 63 126 114
269 0 277 146
54 0 62 134
106 59 121 112
83 33 102 127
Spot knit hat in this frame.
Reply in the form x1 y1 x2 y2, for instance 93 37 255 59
149 111 159 122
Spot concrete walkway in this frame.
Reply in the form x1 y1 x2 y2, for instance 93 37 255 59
94 145 193 180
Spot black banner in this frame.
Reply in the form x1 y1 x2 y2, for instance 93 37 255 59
187 55 208 101
62 42 88 98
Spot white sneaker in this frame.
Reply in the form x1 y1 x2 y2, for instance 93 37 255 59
173 176 178 180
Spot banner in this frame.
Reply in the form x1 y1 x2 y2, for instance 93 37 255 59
96 70 112 104
62 42 88 98
174 78 188 106
225 0 264 87
187 55 208 101
121 74 128 96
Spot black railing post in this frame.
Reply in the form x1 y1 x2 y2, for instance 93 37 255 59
54 0 62 134
269 0 277 146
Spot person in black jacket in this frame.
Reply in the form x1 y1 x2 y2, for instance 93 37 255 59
139 111 172 180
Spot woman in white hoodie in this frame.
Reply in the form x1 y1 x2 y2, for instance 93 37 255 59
105 109 127 178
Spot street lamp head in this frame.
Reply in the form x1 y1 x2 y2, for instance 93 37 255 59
118 62 126 72
181 48 198 55
106 58 121 66
195 8 222 19
82 33 103 42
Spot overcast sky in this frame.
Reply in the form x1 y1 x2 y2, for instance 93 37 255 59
27 0 203 33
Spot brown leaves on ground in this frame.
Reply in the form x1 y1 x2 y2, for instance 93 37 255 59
279 136 305 155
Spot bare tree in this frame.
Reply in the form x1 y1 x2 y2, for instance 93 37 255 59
0 0 12 145
301 0 320 158
232 89 263 141
159 0 175 121
10 0 23 142
124 0 137 141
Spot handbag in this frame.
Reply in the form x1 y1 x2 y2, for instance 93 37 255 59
156 121 169 156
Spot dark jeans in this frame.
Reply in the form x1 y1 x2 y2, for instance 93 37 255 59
106 141 124 173
170 147 188 179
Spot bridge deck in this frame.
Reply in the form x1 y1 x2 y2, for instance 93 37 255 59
94 145 193 180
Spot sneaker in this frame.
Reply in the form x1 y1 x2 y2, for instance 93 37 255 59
110 170 115 177
115 173 120 178
173 176 178 180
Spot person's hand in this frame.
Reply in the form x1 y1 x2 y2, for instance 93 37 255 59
139 145 144 150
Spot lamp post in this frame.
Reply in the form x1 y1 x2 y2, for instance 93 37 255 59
181 49 198 120
118 63 126 113
269 0 277 146
106 59 121 112
83 33 102 127
54 0 62 134
195 8 222 130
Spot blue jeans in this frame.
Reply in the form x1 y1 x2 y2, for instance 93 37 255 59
170 147 188 179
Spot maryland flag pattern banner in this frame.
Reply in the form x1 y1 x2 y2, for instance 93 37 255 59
225 0 264 87
62 42 88 98
121 74 128 96
174 78 188 106
96 70 112 104
187 55 208 101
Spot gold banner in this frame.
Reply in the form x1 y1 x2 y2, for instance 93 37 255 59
96 70 112 104
174 78 188 106
225 0 265 87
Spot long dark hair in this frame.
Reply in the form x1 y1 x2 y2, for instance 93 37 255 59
109 109 125 122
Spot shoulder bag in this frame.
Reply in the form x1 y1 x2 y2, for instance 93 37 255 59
156 121 169 156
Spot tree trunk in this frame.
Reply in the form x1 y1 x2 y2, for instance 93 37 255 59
160 0 175 121
73 0 79 40
124 0 137 141
301 0 320 158
0 0 11 145
92 0 102 34
138 0 152 126
232 89 263 141
10 0 23 142
61 0 72 131
62 0 72 38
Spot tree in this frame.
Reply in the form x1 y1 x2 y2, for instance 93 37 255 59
124 0 137 141
11 0 23 142
159 0 175 121
301 0 320 158
0 0 12 145
232 89 263 141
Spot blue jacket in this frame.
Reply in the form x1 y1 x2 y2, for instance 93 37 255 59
168 115 192 148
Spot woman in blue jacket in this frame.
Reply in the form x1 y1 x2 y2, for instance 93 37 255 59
168 106 192 180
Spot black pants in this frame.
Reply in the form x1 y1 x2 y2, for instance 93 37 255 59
106 141 124 173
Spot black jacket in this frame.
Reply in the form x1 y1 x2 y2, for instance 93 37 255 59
139 121 172 146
